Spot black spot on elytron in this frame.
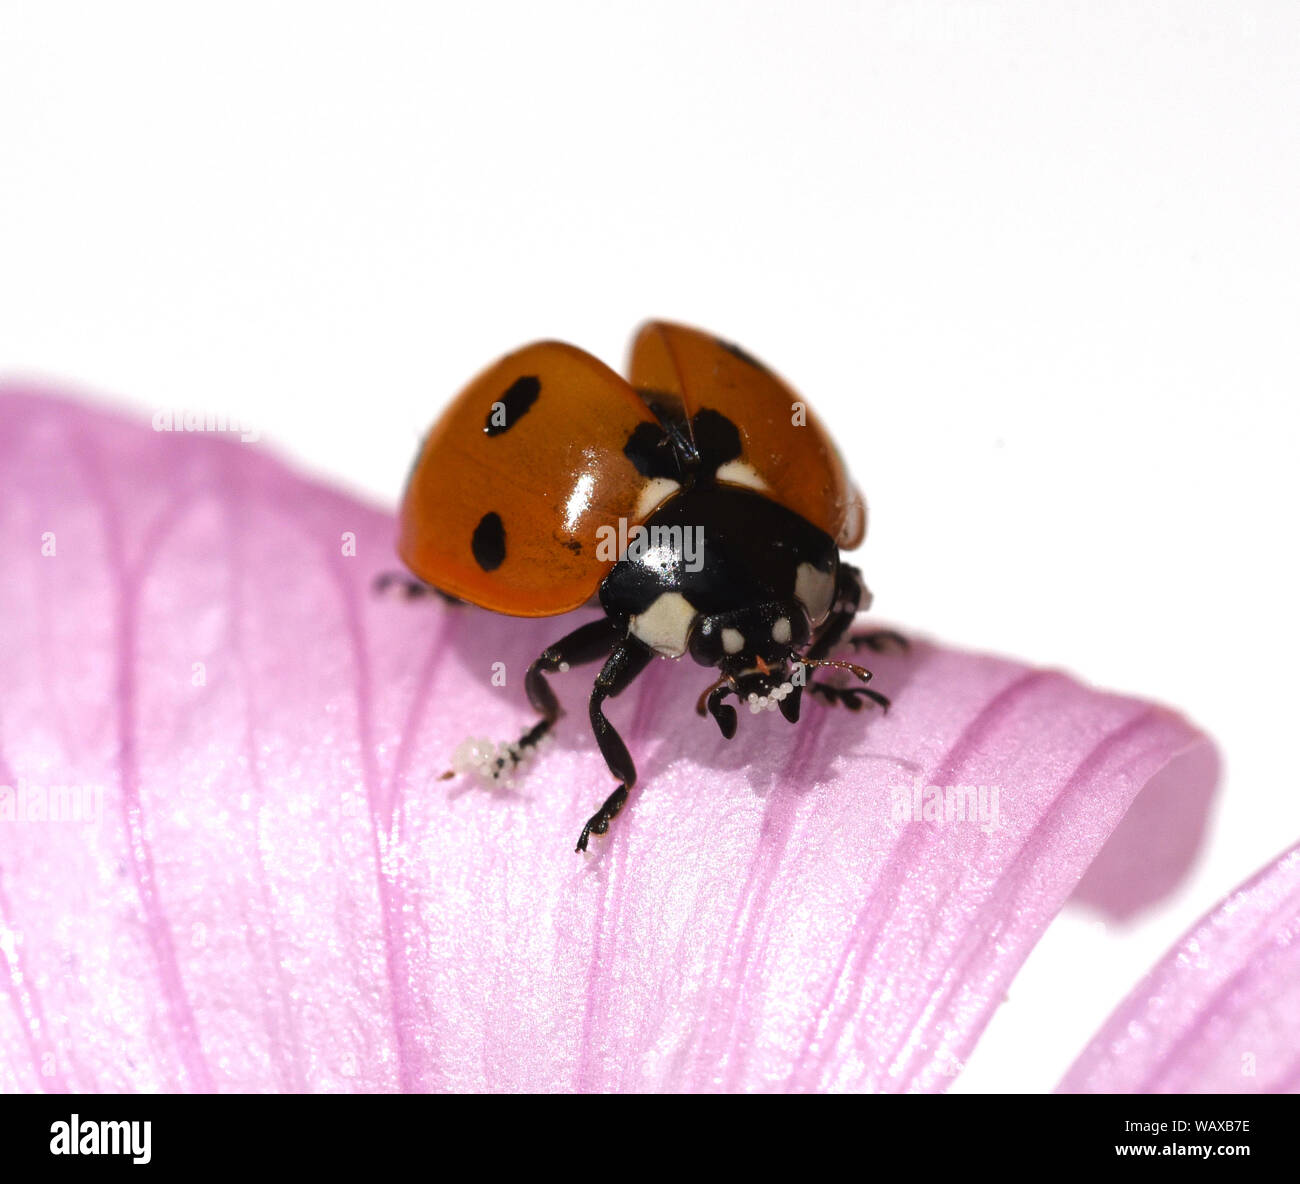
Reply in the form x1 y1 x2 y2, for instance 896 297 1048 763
624 408 743 485
471 511 506 571
691 408 742 474
483 376 541 436
717 338 772 375
637 388 698 468
623 421 683 481
562 539 583 555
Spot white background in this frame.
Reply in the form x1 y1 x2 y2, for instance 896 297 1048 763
2 1 1297 1092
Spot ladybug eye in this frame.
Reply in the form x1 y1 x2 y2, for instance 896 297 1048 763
688 617 723 666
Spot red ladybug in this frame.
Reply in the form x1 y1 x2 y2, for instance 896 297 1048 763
393 322 899 852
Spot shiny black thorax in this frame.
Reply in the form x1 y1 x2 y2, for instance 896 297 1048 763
601 485 836 627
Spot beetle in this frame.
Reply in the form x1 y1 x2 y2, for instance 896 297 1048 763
390 321 901 852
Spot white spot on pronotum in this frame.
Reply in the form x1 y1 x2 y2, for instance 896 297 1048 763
341 531 357 557
41 531 56 557
722 627 745 654
791 400 807 427
635 477 680 520
795 562 835 627
191 661 206 687
629 592 697 657
714 460 770 492
491 661 507 687
771 616 792 644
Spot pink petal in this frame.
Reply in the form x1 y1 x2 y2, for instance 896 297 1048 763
0 387 1217 1093
1060 841 1300 1093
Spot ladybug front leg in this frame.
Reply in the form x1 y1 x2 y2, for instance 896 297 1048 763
524 617 625 729
452 617 621 785
576 636 655 853
699 681 739 738
480 617 622 781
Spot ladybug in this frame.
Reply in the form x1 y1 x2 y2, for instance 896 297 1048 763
392 321 901 853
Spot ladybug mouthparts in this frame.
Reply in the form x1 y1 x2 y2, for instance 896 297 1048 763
732 661 800 714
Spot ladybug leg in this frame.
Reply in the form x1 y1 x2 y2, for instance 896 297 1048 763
576 785 629 855
849 629 910 655
777 681 804 723
372 571 463 605
697 680 739 738
576 637 654 853
524 617 623 722
451 617 620 785
800 647 890 713
807 683 891 712
491 617 621 777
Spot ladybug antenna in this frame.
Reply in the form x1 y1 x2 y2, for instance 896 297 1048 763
798 657 873 684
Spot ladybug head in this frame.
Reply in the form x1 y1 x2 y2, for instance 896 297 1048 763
688 600 811 672
689 600 814 723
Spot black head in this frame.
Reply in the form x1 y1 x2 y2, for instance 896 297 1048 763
689 598 812 717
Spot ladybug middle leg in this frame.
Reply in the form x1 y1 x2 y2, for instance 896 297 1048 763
803 564 898 711
372 571 464 605
849 629 910 654
807 682 892 712
576 636 655 853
